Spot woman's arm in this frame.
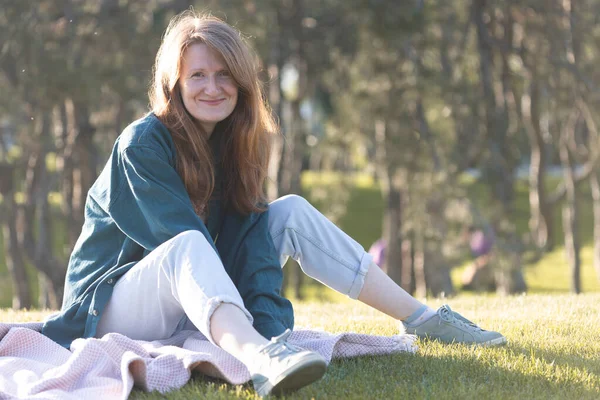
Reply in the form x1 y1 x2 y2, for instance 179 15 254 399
101 143 214 252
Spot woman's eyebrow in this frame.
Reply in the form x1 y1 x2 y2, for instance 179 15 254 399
188 67 227 73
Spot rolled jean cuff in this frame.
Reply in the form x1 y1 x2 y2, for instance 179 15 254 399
347 252 373 299
202 295 254 346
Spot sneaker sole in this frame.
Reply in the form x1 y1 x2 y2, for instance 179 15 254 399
416 334 508 347
256 354 327 397
480 336 508 347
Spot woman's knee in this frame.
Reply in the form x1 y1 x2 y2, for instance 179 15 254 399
167 230 218 268
270 194 312 220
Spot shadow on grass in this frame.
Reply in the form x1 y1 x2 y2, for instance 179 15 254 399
129 346 599 400
508 344 600 377
130 373 255 399
317 349 599 400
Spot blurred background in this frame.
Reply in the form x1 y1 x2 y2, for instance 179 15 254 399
1 0 599 310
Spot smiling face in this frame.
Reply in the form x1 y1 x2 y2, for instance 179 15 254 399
178 43 239 136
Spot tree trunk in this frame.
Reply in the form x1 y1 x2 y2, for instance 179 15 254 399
266 8 285 202
277 101 305 299
560 119 581 294
523 75 553 250
382 184 403 286
422 198 455 298
20 111 65 307
38 272 52 309
73 102 97 222
511 28 551 250
266 77 284 201
277 0 307 198
56 100 97 254
473 0 528 292
413 231 426 298
473 0 514 211
276 0 308 299
59 100 79 249
401 237 414 294
0 164 32 309
35 153 62 308
494 232 528 295
282 99 305 196
590 172 600 284
374 119 403 286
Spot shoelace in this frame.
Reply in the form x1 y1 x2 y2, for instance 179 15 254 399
438 305 483 332
258 329 303 359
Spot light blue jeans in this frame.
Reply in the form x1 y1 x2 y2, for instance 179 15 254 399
268 195 372 299
96 195 372 342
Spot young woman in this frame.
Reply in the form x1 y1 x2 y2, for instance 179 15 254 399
42 11 506 397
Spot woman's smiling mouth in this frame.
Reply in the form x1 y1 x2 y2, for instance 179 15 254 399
199 99 225 106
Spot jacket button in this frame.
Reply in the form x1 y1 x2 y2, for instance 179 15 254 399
92 309 98 316
107 278 114 285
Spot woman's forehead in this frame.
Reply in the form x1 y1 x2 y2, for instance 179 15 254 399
182 43 227 71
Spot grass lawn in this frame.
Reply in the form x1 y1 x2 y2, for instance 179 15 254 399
3 293 599 399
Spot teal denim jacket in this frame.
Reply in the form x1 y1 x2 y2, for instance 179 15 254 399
42 113 293 348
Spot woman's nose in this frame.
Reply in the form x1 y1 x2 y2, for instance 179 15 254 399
204 76 220 96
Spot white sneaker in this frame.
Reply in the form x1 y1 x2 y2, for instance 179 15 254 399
402 305 507 346
249 329 327 397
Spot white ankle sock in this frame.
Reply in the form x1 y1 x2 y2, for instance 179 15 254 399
403 305 437 326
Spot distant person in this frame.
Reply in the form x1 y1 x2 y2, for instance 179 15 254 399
462 226 496 292
368 238 387 267
41 11 506 397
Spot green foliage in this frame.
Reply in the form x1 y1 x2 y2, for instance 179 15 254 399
1 0 599 312
302 171 383 248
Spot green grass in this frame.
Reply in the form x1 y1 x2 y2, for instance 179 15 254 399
4 293 599 399
524 246 600 292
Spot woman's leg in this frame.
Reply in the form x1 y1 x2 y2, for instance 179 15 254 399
268 195 423 319
96 230 266 357
268 195 507 346
210 303 268 363
357 262 424 319
96 230 327 394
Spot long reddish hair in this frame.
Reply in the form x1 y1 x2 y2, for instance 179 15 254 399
149 10 277 215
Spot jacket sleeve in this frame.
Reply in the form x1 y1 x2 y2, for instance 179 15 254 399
105 144 214 251
232 208 294 339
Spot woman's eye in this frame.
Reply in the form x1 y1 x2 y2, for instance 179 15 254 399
219 70 231 77
191 72 205 78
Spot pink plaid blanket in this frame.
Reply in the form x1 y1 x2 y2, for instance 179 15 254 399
0 321 417 399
